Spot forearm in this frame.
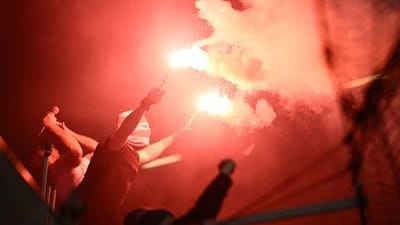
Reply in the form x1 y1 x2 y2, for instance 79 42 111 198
71 132 98 154
49 125 83 161
138 134 177 165
108 104 147 151
178 174 232 223
62 124 98 154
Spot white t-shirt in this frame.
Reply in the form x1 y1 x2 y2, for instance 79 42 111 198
49 155 91 208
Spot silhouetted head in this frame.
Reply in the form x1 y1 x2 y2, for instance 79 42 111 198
26 144 60 183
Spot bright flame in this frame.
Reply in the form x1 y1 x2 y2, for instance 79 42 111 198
197 92 232 115
169 46 209 70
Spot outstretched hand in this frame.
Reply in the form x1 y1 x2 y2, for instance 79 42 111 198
141 87 166 109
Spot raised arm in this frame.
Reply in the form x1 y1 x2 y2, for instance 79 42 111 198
175 159 235 224
43 111 83 168
137 133 176 165
137 126 190 165
138 115 193 165
107 87 165 151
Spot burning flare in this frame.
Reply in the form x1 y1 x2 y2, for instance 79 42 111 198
169 46 210 71
186 91 276 130
197 91 232 115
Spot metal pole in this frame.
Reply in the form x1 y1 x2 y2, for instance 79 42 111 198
207 198 358 225
40 143 52 198
40 143 52 225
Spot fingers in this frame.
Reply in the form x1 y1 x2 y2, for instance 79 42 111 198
43 113 53 122
151 87 166 96
51 106 60 114
43 106 60 118
44 111 57 120
48 106 60 117
42 106 61 128
158 86 166 94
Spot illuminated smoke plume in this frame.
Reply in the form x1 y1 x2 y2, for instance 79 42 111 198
224 98 276 131
194 0 334 96
195 91 276 130
191 0 337 129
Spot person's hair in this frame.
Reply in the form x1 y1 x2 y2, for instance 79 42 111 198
25 144 60 184
25 145 45 184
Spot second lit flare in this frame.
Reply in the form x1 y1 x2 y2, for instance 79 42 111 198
169 46 209 71
186 92 232 128
197 92 232 115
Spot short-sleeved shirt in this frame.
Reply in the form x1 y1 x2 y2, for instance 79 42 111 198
75 137 140 225
49 155 91 209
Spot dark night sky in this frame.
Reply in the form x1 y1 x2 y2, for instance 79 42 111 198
1 0 210 152
1 0 399 225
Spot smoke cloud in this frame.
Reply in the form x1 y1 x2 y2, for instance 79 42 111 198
223 98 276 131
193 0 337 129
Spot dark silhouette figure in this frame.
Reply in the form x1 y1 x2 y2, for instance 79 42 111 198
124 159 236 225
